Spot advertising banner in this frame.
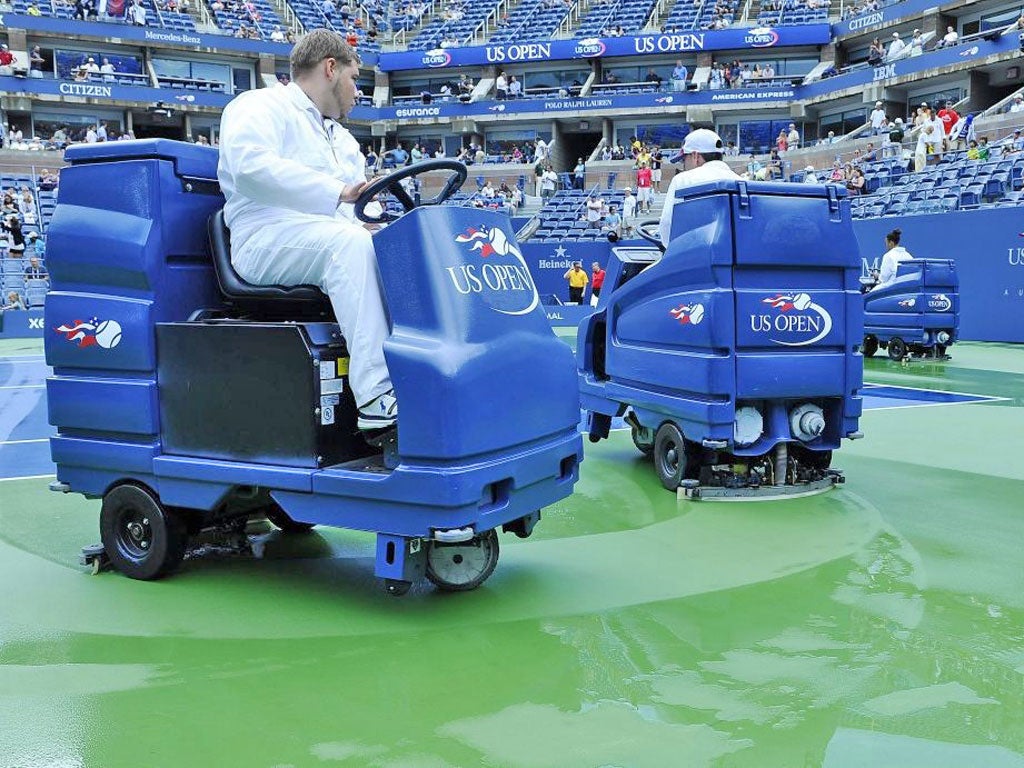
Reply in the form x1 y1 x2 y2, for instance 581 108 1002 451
377 25 832 72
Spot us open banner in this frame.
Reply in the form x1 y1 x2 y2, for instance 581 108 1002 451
376 24 831 72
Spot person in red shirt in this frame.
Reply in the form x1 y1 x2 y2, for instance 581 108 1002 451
590 261 606 305
938 100 960 150
636 162 653 213
0 45 17 68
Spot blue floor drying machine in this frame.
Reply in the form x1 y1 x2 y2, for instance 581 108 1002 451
578 180 864 499
44 140 582 595
862 259 959 361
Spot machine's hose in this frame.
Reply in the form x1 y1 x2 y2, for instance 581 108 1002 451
774 443 788 486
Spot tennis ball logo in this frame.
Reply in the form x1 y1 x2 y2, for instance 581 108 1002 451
95 320 123 349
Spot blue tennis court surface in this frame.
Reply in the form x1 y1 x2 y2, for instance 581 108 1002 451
860 384 1004 410
0 356 1005 481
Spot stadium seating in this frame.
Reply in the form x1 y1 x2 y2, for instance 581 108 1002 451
489 0 576 44
408 0 500 50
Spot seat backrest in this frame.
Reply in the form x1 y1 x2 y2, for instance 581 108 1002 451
207 209 334 320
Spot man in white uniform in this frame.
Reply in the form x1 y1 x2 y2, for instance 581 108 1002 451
217 30 396 432
658 129 741 246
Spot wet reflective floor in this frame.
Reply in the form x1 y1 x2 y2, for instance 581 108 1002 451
1 339 1023 768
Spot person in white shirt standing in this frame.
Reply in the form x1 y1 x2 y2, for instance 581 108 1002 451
658 129 740 245
217 29 397 432
868 100 886 135
887 32 906 61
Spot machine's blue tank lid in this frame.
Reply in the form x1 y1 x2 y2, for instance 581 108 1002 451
64 138 219 180
673 179 849 200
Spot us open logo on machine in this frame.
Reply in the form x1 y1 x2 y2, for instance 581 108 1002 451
54 318 123 349
929 293 953 311
751 293 833 346
447 226 540 316
669 302 705 325
898 298 916 308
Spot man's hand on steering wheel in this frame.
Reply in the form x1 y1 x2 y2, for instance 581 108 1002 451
353 159 469 224
339 180 372 205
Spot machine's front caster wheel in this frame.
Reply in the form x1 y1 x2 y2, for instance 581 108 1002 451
100 484 188 580
888 337 907 361
863 336 878 358
264 505 315 534
631 423 655 457
426 529 499 592
384 579 412 597
653 422 687 490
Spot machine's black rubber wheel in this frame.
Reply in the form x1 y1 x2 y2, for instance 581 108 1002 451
653 422 687 490
264 505 316 534
426 529 500 592
631 423 655 457
935 344 947 358
863 336 878 358
100 483 188 580
888 337 907 361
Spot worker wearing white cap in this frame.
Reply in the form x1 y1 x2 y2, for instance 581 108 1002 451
658 128 740 245
888 31 906 60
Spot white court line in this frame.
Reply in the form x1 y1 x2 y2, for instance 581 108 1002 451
0 385 45 390
0 356 47 362
0 473 55 483
0 438 49 446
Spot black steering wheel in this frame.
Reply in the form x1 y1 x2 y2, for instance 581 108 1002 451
636 219 665 252
354 159 468 224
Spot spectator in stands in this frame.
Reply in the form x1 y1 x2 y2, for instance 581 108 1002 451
621 188 636 233
1 194 18 217
573 158 586 190
915 106 940 171
767 149 782 180
271 26 287 42
651 148 664 192
603 205 621 241
1010 94 1024 114
802 165 818 183
868 101 887 136
867 38 884 67
977 136 990 160
39 169 59 190
24 256 47 281
775 130 788 153
508 76 521 99
746 154 764 179
4 217 26 258
85 124 98 144
887 32 906 61
100 58 116 82
563 262 589 304
541 163 558 199
128 0 147 25
884 117 905 157
671 60 688 92
27 3 43 15
909 29 924 56
937 100 959 148
1 292 27 312
495 71 508 100
389 142 409 166
29 47 45 78
458 74 473 97
658 130 739 245
787 123 800 149
1013 129 1024 152
636 162 653 213
966 139 981 160
535 137 552 162
645 69 663 89
585 192 603 228
410 143 423 163
846 166 866 194
0 46 18 76
819 130 836 146
935 25 958 48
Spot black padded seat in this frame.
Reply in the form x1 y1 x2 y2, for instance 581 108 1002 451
207 209 334 320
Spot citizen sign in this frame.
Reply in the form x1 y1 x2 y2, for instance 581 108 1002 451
847 11 884 30
59 82 113 97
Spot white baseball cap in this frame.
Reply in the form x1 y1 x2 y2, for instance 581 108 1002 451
804 165 815 171
670 129 724 162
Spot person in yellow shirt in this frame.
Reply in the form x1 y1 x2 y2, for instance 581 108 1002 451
563 261 588 304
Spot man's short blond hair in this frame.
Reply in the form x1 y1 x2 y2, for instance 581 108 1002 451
290 29 360 79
